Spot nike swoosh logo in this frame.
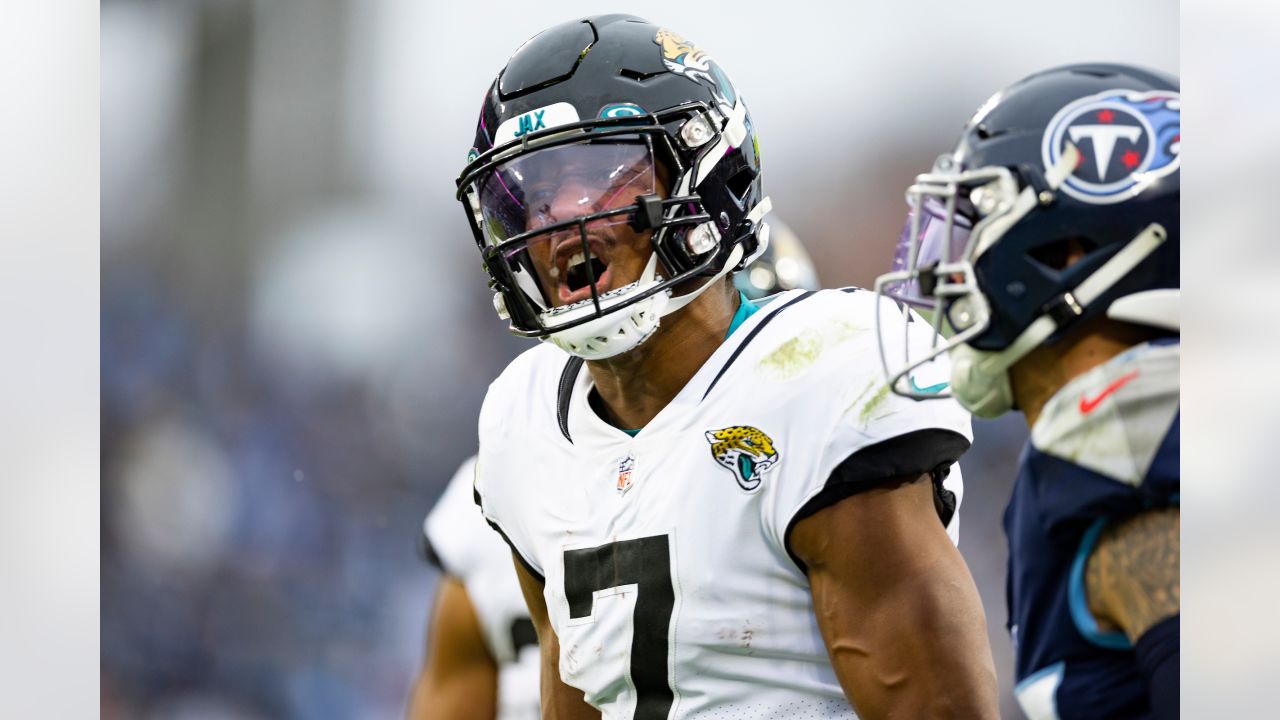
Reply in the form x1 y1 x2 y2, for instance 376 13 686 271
1078 370 1140 415
910 377 949 394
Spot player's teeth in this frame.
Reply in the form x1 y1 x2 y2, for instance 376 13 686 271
567 251 597 270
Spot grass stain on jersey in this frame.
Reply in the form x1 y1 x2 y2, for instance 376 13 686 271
757 321 863 381
758 334 823 379
844 379 876 417
858 383 892 425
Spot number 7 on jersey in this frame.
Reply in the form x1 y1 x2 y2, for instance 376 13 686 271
563 534 676 720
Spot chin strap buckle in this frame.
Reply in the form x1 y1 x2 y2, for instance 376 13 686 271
1042 291 1085 329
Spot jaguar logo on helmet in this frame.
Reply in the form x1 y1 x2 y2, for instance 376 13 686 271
654 28 737 112
1041 89 1180 205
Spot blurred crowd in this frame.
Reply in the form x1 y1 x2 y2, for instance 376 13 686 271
101 265 454 718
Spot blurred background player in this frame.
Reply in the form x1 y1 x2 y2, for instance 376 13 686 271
408 456 539 720
732 217 820 302
874 64 1179 719
459 14 998 719
406 221 818 719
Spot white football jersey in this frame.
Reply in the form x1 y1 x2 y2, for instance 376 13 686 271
424 457 540 720
475 289 973 720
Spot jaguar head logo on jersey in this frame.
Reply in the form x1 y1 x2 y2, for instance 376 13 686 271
704 426 779 492
654 28 737 111
1042 89 1180 205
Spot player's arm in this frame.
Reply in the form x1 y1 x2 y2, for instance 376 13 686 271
791 474 999 719
513 555 601 720
1086 506 1180 719
406 577 498 720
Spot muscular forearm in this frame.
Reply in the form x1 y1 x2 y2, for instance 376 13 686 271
813 547 999 718
795 477 998 719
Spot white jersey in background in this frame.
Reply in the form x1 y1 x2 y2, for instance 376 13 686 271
475 288 973 719
423 457 540 720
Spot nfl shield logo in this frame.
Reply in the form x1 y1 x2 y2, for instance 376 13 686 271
616 454 636 495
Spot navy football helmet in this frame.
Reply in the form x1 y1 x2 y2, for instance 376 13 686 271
874 63 1179 416
456 15 771 359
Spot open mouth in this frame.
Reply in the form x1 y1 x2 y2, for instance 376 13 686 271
557 245 612 304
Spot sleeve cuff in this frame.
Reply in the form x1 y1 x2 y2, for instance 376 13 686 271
1068 518 1132 650
783 428 970 572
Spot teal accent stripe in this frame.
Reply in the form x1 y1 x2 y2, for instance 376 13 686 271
1069 518 1133 650
1013 661 1065 718
1016 660 1065 691
725 292 759 339
621 293 757 438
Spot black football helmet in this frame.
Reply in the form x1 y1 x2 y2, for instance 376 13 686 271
874 63 1180 416
456 15 771 359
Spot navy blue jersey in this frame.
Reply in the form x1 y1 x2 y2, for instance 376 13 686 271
1005 340 1179 720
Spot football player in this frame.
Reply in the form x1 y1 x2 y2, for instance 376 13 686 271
455 14 998 719
407 225 818 720
874 64 1179 719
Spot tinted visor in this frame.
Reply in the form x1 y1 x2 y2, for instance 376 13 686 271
882 197 973 308
476 140 657 245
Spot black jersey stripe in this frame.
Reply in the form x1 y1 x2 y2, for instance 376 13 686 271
474 487 545 584
556 355 586 443
700 290 818 402
781 428 970 574
419 531 446 572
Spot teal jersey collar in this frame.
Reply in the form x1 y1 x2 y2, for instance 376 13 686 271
619 293 757 438
726 291 759 339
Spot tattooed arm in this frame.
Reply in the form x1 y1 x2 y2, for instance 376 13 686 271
1086 506 1180 719
1085 506 1180 642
